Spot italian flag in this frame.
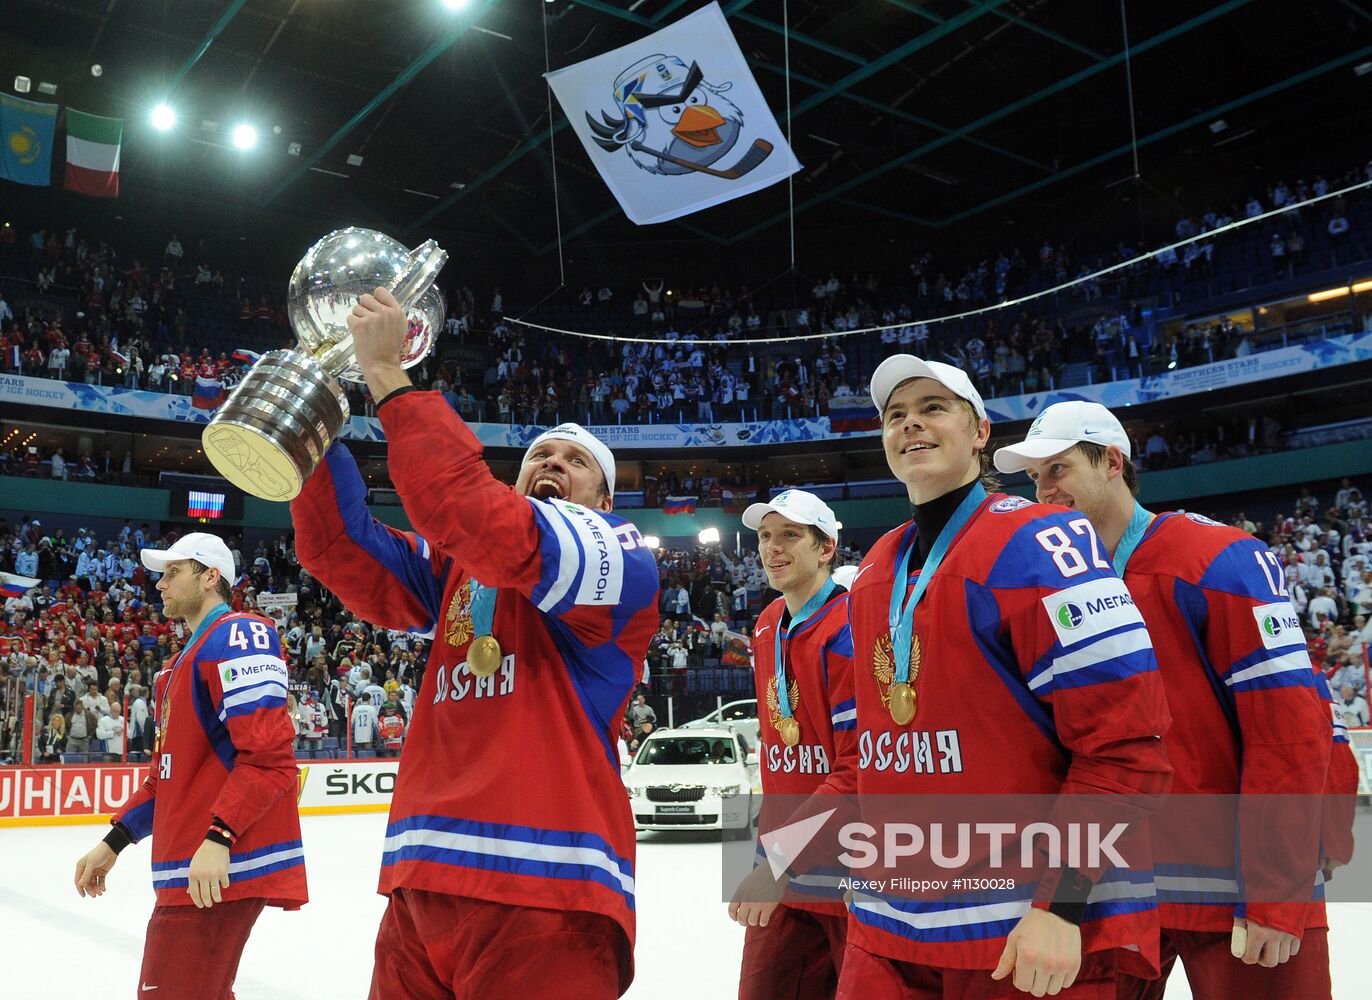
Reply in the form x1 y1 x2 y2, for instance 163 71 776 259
64 108 121 198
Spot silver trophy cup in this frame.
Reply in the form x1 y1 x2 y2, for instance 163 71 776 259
203 228 447 501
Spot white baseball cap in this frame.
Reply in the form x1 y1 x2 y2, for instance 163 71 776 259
141 532 235 583
522 423 616 496
743 489 839 540
993 400 1131 474
869 354 987 421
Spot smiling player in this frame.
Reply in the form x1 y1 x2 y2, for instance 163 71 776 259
996 401 1337 1000
291 286 659 999
730 489 856 999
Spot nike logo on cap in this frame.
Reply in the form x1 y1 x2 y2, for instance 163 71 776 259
141 986 159 993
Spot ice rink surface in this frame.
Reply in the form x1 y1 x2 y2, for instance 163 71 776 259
2 812 1369 999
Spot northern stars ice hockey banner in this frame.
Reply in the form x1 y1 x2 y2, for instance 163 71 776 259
545 1 800 225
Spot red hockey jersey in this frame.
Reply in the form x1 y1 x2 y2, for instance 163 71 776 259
111 606 307 908
1122 512 1330 937
845 493 1172 975
1313 668 1358 870
751 587 856 915
291 392 659 987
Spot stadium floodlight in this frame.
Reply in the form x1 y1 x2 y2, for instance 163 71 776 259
698 527 721 545
231 123 258 150
151 103 176 131
642 535 661 550
441 0 470 9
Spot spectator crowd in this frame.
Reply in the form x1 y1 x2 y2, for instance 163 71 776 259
1 475 1368 769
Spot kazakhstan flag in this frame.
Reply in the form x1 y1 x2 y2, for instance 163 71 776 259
0 93 57 187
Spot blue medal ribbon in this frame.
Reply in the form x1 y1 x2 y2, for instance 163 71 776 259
774 577 839 721
1111 502 1154 576
469 579 497 637
888 483 987 684
159 602 230 735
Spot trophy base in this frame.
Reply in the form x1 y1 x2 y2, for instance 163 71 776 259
203 421 307 502
203 349 350 501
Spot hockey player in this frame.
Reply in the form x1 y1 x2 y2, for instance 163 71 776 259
837 357 1173 999
290 285 659 998
729 489 856 999
73 532 307 999
995 400 1335 1000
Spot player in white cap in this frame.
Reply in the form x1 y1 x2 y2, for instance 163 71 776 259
730 489 856 999
73 532 306 998
834 356 1172 998
290 286 659 998
996 401 1349 1000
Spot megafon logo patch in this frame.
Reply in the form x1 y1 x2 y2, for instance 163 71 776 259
1056 603 1085 630
1044 578 1144 646
1253 603 1302 650
220 657 288 692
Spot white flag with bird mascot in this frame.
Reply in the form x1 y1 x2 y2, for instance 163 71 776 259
546 1 801 225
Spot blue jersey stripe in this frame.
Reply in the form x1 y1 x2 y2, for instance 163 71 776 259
964 580 1063 752
323 445 443 632
382 843 635 909
385 815 633 877
222 693 288 721
382 814 634 908
1044 647 1159 693
120 799 154 842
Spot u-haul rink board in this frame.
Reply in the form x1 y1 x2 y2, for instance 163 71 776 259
0 760 399 826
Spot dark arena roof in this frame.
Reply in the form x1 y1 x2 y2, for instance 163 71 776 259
5 0 1372 285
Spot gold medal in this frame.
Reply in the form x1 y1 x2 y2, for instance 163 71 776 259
777 716 801 747
467 634 503 677
889 682 916 726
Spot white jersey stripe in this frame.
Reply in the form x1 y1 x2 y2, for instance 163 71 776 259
1029 627 1152 692
382 825 635 896
152 845 304 885
530 498 582 613
1225 650 1311 687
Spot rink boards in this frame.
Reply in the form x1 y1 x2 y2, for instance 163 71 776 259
0 760 399 826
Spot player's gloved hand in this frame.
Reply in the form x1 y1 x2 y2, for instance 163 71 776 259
187 839 232 909
74 843 118 898
1232 918 1302 967
727 862 790 928
991 908 1082 996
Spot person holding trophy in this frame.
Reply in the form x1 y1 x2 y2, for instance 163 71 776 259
235 230 660 998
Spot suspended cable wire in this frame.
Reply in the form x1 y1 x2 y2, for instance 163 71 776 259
542 4 567 288
504 176 1371 346
783 0 796 273
1119 0 1142 182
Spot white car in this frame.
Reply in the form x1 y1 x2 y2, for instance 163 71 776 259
679 698 760 750
625 727 761 838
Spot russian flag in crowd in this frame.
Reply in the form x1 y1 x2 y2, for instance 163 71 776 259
723 487 757 514
110 348 129 370
191 375 225 410
1 571 40 598
663 496 697 515
827 397 880 434
232 348 262 366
